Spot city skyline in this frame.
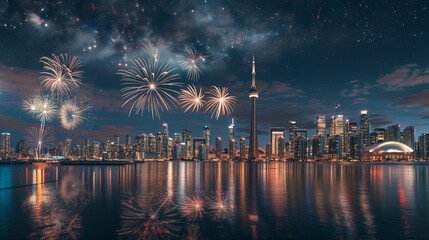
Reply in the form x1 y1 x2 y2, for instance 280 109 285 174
2 1 429 148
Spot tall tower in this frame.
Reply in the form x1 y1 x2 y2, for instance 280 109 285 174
248 53 259 160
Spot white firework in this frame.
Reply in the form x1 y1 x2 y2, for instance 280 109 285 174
59 96 93 131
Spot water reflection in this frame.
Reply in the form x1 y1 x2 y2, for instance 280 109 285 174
0 162 428 239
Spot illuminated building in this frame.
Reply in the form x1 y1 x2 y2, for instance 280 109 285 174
161 123 169 159
316 114 326 137
114 135 120 152
182 129 192 159
386 124 401 142
0 133 10 158
16 140 26 156
229 138 236 160
228 118 235 141
65 138 72 157
360 110 370 148
312 135 325 159
248 54 259 160
363 141 415 161
265 143 272 160
239 137 246 160
403 126 415 149
155 132 162 157
204 126 211 152
215 137 222 159
349 133 363 160
125 135 132 146
148 133 156 153
327 135 342 159
270 127 285 156
292 136 307 160
193 138 207 160
172 143 183 160
417 133 429 159
288 121 298 150
345 121 357 155
173 133 182 144
278 136 285 160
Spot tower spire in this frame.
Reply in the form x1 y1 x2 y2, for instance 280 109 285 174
251 52 256 87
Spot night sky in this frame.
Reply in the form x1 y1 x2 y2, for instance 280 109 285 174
1 0 429 147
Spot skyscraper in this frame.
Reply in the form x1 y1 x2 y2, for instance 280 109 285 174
278 136 285 160
16 140 26 156
386 124 401 142
228 118 235 141
65 138 72 157
248 53 259 160
316 114 326 137
229 138 237 160
312 135 325 159
288 121 298 150
403 126 415 149
1 133 10 159
161 123 169 159
265 144 272 160
215 137 222 159
239 137 246 160
173 133 182 144
204 126 211 152
360 110 369 148
114 135 120 152
270 127 285 156
125 135 132 146
183 129 192 159
155 132 162 157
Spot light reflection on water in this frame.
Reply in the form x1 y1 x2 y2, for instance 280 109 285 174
0 162 429 239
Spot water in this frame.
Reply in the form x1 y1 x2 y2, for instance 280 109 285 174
0 162 428 239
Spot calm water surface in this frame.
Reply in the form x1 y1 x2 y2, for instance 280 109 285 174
0 162 429 239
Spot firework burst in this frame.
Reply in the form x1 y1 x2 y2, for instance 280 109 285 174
23 90 57 125
178 48 205 81
59 96 93 131
26 126 54 150
180 196 204 221
118 192 182 240
40 53 83 95
205 86 237 120
118 58 183 119
178 85 205 113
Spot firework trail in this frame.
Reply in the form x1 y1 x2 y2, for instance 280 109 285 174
59 95 93 131
118 57 183 119
23 89 57 158
178 48 205 81
178 85 205 113
205 86 237 120
118 192 182 240
26 126 54 156
141 41 159 62
180 196 204 221
40 53 83 96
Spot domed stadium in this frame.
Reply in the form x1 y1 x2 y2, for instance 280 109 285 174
363 141 415 161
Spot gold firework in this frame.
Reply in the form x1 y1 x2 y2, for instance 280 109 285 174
178 84 204 113
118 57 183 119
178 48 205 81
40 53 83 95
59 96 93 131
205 86 237 120
23 89 57 125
